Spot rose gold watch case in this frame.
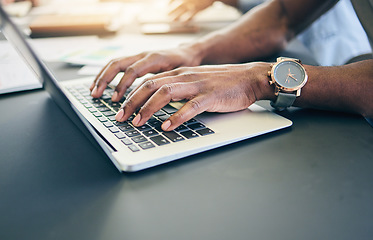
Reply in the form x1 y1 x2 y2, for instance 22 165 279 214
268 58 308 96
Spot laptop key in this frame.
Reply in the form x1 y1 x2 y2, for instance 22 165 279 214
138 141 155 150
128 144 140 152
162 104 178 114
150 135 170 146
119 125 134 132
143 129 158 137
135 124 152 131
174 124 188 132
132 135 147 143
103 121 114 128
125 130 141 137
188 123 206 130
196 128 215 136
180 130 199 139
154 110 165 117
109 126 120 133
158 114 170 121
121 138 132 145
97 107 110 112
93 112 102 117
185 118 197 125
107 116 116 121
114 121 130 126
115 132 126 139
163 131 184 142
102 111 116 117
98 116 108 122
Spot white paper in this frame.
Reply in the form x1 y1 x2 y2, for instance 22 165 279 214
0 41 42 95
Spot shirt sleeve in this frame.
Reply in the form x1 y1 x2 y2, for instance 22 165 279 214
237 0 265 13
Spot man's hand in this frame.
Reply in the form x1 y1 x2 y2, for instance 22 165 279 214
90 45 203 102
115 62 272 131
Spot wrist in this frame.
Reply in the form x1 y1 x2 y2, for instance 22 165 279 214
179 41 206 66
252 62 276 101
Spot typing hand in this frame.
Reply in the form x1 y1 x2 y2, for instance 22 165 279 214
90 46 202 102
115 62 272 131
168 0 215 22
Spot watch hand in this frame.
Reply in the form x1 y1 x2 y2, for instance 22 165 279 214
289 74 298 81
285 75 290 83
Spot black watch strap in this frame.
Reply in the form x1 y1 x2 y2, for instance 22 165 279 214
270 92 297 111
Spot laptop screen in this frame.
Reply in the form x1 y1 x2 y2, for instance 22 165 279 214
0 4 116 161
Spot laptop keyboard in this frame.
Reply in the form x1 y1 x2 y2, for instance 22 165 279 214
66 84 214 152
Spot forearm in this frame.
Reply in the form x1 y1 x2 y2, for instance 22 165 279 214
186 0 290 64
294 60 373 118
185 0 338 65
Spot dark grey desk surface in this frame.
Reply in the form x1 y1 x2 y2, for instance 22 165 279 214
1 54 373 240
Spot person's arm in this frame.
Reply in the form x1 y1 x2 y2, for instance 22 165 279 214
296 60 373 118
92 0 373 131
185 0 338 64
113 59 373 131
91 0 300 100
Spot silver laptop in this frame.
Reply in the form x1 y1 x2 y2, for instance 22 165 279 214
0 5 292 172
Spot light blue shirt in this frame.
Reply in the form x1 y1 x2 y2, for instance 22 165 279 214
238 0 372 66
296 0 372 66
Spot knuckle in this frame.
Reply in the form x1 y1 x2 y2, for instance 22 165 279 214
147 52 163 60
125 66 138 77
143 79 157 91
187 99 202 111
159 83 174 96
180 71 197 80
124 98 135 109
171 111 185 123
173 67 189 75
108 58 122 70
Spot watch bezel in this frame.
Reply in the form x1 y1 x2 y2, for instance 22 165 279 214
270 58 308 92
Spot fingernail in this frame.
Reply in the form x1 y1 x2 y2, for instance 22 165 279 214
91 86 98 97
132 113 141 126
116 109 125 121
112 91 118 101
162 120 171 131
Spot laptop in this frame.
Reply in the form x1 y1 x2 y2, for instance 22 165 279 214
0 5 292 172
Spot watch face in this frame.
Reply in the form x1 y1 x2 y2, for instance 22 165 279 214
273 60 307 91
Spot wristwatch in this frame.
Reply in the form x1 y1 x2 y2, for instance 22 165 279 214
268 57 308 111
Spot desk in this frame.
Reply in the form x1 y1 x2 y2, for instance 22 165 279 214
1 59 373 240
1 8 373 240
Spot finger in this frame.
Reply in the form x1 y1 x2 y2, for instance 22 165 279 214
90 61 112 92
163 95 209 131
147 65 235 81
115 78 168 122
126 68 196 100
112 53 181 102
183 10 198 22
91 55 143 98
168 4 189 21
132 81 201 128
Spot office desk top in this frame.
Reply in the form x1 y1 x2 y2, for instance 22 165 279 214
1 63 373 239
